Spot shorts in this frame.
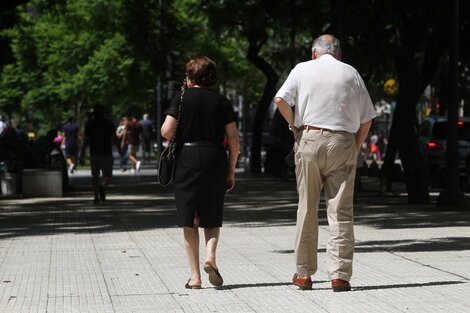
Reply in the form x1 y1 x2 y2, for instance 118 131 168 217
129 144 140 154
65 144 78 158
91 155 114 178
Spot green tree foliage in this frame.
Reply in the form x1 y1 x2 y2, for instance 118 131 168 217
0 0 260 134
169 0 264 106
0 0 136 131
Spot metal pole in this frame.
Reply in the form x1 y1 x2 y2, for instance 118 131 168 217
156 76 163 155
156 0 164 157
437 0 466 207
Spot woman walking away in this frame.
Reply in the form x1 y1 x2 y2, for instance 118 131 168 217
161 56 239 289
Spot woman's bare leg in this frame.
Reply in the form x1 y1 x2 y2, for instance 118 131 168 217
183 212 201 286
203 227 220 268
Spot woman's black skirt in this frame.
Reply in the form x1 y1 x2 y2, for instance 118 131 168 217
174 144 228 227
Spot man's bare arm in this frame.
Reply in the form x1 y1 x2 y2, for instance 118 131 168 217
274 97 299 139
355 120 372 152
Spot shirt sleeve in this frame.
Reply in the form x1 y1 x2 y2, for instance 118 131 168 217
164 90 182 118
356 74 377 123
275 65 300 107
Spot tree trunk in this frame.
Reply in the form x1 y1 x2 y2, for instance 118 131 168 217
389 44 430 203
382 0 448 203
393 90 430 203
246 37 279 173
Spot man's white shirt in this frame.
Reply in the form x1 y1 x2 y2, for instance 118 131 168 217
275 54 377 133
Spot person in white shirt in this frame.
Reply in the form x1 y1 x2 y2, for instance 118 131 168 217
0 116 4 136
275 34 376 292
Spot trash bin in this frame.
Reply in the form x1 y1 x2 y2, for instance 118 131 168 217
0 172 17 195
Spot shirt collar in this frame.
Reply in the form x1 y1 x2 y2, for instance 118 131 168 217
318 54 336 60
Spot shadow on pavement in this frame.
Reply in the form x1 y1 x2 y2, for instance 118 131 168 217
353 280 465 291
271 236 470 253
217 282 294 290
0 173 469 249
355 237 470 252
226 280 467 292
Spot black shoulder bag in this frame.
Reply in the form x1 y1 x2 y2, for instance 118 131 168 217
158 80 186 187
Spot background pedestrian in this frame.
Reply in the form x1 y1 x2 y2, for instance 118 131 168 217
82 105 117 203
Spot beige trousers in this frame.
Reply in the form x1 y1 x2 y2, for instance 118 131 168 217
294 128 357 281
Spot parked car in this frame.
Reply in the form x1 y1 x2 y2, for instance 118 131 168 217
417 116 470 189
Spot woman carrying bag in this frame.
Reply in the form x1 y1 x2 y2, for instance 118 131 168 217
161 56 240 289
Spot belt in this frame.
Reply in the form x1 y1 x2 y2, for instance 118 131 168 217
302 125 349 133
183 141 223 147
303 125 332 131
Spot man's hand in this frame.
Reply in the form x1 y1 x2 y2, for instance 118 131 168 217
226 170 235 192
292 126 300 140
355 120 372 154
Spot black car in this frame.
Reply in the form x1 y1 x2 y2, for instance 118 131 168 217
418 116 470 190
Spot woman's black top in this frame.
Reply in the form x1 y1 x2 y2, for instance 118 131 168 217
165 87 236 144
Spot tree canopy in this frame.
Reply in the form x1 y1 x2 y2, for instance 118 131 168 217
1 0 469 203
0 0 259 132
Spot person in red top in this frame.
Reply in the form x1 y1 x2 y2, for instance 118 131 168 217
121 114 143 173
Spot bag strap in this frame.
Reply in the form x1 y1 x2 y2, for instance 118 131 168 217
169 79 187 151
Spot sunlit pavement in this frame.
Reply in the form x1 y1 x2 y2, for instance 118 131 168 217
0 165 469 312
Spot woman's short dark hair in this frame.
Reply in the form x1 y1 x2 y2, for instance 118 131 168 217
185 56 218 88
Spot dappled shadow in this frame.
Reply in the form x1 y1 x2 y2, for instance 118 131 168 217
271 237 470 253
0 173 469 240
355 237 470 252
0 173 298 240
0 175 176 239
353 202 470 229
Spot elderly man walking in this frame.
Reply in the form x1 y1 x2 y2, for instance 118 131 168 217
275 34 376 292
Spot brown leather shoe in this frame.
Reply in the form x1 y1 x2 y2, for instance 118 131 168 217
331 279 351 292
292 273 312 290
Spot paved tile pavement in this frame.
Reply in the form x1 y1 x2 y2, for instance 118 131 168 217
0 166 469 312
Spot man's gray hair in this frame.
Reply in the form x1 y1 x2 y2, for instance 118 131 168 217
312 36 341 56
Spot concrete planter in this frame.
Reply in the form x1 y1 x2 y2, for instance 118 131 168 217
22 169 63 197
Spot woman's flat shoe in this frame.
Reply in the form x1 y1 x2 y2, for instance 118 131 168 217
185 279 201 289
203 264 224 287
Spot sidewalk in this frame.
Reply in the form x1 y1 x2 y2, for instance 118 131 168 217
0 167 469 313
